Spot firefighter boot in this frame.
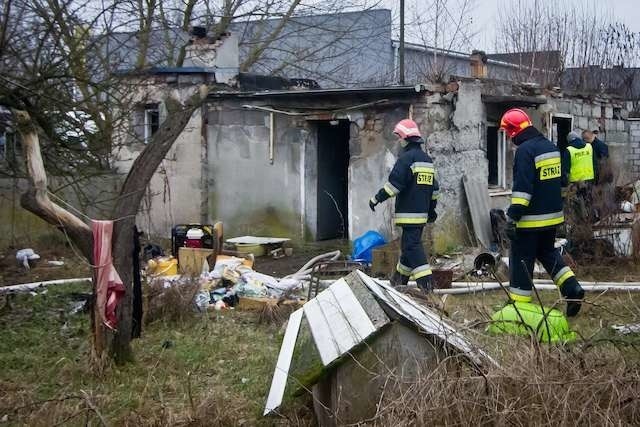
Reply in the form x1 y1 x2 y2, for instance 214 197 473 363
416 275 434 293
390 271 409 288
562 280 585 317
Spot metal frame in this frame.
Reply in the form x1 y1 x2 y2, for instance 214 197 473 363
307 260 365 300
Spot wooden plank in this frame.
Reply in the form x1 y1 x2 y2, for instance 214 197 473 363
462 175 493 249
264 308 303 416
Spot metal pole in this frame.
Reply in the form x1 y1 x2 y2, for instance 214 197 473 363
399 0 405 85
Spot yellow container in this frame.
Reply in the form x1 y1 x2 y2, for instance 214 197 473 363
147 257 178 276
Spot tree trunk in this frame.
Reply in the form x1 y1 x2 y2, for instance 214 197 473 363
13 86 208 365
107 89 207 362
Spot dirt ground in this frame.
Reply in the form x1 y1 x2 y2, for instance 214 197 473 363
250 240 352 277
0 239 350 288
0 245 91 287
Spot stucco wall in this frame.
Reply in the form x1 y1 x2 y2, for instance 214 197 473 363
205 98 409 241
203 84 489 249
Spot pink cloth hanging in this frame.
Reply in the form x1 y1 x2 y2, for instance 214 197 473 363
92 220 125 330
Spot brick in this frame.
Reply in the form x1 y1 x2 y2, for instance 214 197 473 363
571 102 583 116
577 116 589 130
555 100 571 113
605 106 613 119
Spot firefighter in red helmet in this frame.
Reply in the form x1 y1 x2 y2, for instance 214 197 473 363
369 119 439 292
500 108 584 316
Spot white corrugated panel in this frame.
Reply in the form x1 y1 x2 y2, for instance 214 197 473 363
304 278 377 365
356 270 497 367
264 308 304 415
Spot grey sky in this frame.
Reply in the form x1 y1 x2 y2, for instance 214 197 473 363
381 0 640 53
474 0 640 51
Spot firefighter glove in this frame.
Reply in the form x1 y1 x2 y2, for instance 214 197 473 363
427 211 437 223
369 197 378 212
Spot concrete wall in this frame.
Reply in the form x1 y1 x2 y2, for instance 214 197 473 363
205 97 409 241
111 82 205 239
230 9 394 88
206 103 306 238
424 82 488 251
547 97 636 184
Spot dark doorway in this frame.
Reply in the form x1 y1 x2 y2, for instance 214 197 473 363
552 116 572 151
317 120 350 240
487 126 499 186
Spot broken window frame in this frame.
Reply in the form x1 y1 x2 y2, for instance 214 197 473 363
548 113 574 150
143 103 160 144
487 124 508 190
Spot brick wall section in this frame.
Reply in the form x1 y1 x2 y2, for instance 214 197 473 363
630 120 640 178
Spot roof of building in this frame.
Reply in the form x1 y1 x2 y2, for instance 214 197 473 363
562 66 640 100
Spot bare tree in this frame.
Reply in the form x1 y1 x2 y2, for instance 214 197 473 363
495 0 640 87
0 0 389 365
402 0 478 82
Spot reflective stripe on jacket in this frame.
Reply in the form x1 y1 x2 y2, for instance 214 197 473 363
374 140 439 226
507 127 564 231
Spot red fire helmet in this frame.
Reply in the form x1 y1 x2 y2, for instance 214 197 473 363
393 119 421 139
499 108 533 138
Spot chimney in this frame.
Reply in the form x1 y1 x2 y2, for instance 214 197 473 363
184 31 239 85
470 50 488 79
190 26 207 43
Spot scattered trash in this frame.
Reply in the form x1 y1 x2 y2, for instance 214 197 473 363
241 377 249 384
47 260 65 267
351 230 386 263
270 248 285 259
146 256 178 277
620 200 634 213
226 236 291 258
593 213 640 257
611 323 640 335
68 301 86 315
143 243 165 262
16 249 40 269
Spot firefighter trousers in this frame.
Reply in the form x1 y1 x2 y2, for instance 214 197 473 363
509 227 581 302
396 226 432 280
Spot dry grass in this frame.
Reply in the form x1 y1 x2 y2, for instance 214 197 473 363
372 344 640 426
3 279 640 426
144 278 202 324
352 291 640 426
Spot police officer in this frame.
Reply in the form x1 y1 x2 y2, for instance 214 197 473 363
369 119 439 292
501 109 584 316
562 131 597 223
562 131 596 188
